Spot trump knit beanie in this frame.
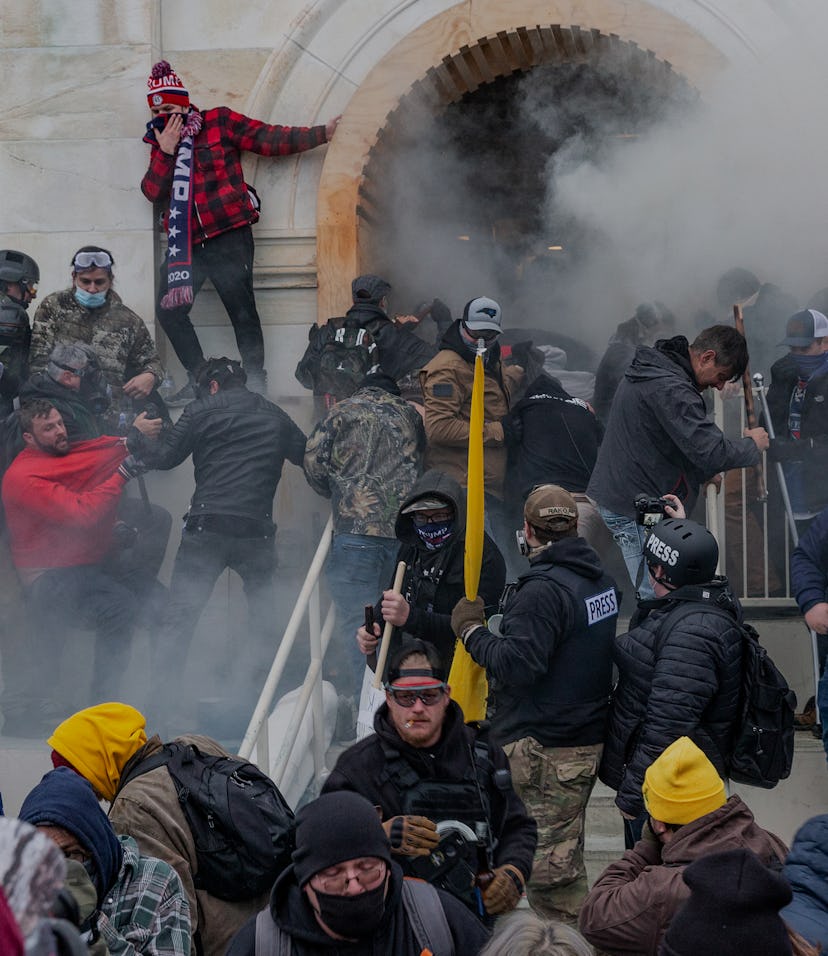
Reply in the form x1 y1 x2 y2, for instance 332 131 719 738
659 849 793 956
48 703 147 802
292 792 391 888
19 768 123 907
642 736 726 825
146 60 189 109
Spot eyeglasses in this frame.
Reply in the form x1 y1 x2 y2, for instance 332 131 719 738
73 251 113 270
410 510 453 526
311 859 387 895
386 684 447 707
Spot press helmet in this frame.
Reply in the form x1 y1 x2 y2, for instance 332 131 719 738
0 250 40 295
643 518 719 588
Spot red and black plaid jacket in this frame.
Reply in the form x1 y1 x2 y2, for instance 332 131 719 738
141 105 328 244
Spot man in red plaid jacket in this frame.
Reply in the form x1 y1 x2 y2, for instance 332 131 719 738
142 60 339 403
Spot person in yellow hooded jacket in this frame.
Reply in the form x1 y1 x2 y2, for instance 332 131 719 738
47 702 266 956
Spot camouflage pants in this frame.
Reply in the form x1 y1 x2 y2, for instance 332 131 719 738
503 738 602 922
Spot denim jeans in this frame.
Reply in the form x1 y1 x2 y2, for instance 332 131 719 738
818 652 828 766
597 506 655 600
326 533 399 697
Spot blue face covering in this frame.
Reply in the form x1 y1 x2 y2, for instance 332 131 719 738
416 520 454 550
74 287 107 309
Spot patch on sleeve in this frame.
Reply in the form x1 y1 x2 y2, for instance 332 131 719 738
432 383 453 398
585 588 618 625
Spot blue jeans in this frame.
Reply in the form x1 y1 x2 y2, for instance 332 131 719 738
326 533 399 696
818 652 828 765
597 507 655 600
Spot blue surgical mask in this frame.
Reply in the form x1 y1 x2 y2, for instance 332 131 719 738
74 287 108 309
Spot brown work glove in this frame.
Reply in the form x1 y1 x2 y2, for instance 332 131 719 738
482 864 525 914
451 596 486 640
382 815 439 857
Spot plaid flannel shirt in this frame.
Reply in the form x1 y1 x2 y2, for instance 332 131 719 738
99 835 192 956
141 105 327 244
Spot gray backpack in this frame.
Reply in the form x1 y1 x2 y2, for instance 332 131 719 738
254 879 455 955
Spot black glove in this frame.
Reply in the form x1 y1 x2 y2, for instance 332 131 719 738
500 414 523 448
117 455 146 481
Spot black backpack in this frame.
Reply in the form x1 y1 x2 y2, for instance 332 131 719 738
118 741 295 901
295 315 378 400
728 621 797 788
656 595 796 789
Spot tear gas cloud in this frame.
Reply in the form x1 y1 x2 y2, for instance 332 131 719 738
368 6 828 362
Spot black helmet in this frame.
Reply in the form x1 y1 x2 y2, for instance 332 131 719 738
644 518 718 587
0 250 40 291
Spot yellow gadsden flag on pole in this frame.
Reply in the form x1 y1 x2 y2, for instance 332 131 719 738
448 340 489 721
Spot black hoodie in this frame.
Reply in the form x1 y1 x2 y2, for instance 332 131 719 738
226 860 488 956
373 469 506 674
587 335 759 519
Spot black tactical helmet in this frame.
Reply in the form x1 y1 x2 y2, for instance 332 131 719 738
643 518 719 587
0 250 40 292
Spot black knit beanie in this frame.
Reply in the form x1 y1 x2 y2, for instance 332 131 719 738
659 849 793 956
291 792 392 888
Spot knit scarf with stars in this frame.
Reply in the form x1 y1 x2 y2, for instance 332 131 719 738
144 109 203 308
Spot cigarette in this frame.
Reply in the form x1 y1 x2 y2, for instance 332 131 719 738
405 720 413 728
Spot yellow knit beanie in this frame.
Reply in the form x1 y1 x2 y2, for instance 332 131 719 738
47 703 147 802
642 736 726 825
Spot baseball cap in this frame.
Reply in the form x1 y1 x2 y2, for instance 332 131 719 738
778 309 828 347
462 296 502 334
400 496 451 514
524 484 578 532
351 274 391 305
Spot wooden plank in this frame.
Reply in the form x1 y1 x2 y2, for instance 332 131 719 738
468 41 497 83
504 29 532 70
443 50 478 95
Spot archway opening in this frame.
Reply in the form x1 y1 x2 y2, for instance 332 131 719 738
357 27 696 363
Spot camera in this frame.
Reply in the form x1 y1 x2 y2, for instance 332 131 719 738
634 494 669 528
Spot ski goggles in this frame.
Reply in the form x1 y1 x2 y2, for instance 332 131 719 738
72 251 113 271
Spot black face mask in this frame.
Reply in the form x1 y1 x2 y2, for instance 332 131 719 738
312 882 387 939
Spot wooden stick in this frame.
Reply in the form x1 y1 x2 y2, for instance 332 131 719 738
733 304 768 501
372 561 407 689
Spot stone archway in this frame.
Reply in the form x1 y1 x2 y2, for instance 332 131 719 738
315 2 726 321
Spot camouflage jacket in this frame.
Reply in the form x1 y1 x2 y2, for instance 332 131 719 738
29 289 164 403
304 385 424 537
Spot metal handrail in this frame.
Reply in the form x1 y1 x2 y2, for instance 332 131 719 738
238 514 335 798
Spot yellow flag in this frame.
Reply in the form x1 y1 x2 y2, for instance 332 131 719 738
448 347 489 722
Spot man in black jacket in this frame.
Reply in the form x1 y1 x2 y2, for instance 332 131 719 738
143 356 306 730
355 469 505 676
599 518 743 847
227 791 488 956
766 308 828 519
502 371 607 557
321 641 536 921
451 485 619 922
587 324 768 599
